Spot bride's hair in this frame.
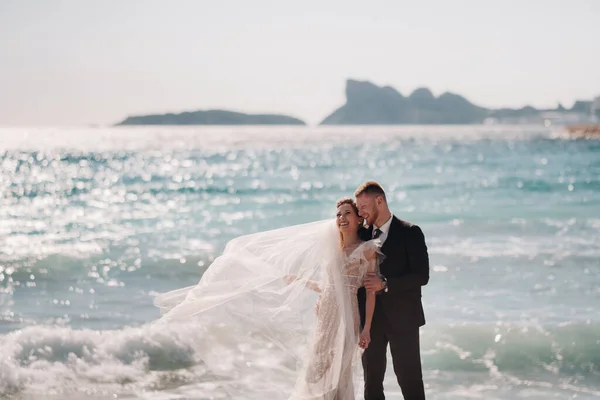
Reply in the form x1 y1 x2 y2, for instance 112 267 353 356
336 197 360 248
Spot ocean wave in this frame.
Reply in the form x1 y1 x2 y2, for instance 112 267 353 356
421 323 600 377
0 322 598 398
0 324 203 397
430 233 600 260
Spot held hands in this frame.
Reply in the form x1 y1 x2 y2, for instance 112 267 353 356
359 328 371 349
363 272 385 292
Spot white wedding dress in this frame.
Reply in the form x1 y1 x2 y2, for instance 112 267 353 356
154 220 381 400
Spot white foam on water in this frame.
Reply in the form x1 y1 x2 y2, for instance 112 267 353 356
0 323 204 397
1 321 598 399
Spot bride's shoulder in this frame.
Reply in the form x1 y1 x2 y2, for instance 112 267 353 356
357 239 382 260
355 240 376 259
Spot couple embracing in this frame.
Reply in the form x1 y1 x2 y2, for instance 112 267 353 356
155 181 429 400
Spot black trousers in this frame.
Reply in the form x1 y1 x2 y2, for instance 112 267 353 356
362 326 425 400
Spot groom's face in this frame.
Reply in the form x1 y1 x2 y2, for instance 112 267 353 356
356 194 378 226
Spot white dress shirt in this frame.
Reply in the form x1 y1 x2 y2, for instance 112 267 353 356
372 214 393 244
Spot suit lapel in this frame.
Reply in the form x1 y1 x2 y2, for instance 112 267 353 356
380 216 400 255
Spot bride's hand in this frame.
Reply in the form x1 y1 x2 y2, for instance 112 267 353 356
283 274 298 285
359 329 371 349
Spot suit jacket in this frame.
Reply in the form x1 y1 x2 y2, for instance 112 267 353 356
357 216 429 332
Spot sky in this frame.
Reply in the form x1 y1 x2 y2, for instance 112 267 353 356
1 0 599 126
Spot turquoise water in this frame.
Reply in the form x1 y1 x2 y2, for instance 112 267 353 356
0 126 598 399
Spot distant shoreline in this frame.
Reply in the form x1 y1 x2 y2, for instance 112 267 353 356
116 109 306 126
115 79 599 126
565 124 600 138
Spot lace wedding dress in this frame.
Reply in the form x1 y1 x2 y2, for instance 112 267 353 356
154 220 381 400
297 242 379 400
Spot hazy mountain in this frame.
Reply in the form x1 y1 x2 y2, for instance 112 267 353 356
117 110 306 126
321 80 598 125
116 81 598 126
321 80 488 125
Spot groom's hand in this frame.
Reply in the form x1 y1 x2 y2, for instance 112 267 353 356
364 273 384 292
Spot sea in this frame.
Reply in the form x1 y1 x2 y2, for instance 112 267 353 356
0 126 598 399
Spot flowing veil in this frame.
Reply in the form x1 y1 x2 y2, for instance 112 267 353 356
153 219 365 399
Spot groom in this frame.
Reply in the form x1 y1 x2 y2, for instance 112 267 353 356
355 181 429 400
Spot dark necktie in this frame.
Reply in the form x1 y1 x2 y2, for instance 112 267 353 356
373 228 383 239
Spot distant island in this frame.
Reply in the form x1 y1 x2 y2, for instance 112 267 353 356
116 80 599 126
117 110 306 126
321 80 599 125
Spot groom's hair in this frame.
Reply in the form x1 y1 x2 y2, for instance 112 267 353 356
354 181 387 202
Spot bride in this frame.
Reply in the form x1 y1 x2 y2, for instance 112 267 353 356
154 198 382 399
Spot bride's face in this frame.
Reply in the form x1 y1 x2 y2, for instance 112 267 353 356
336 203 361 233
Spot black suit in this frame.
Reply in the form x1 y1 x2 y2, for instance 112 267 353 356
358 216 429 400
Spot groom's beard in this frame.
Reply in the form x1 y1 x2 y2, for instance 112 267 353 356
368 214 377 227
